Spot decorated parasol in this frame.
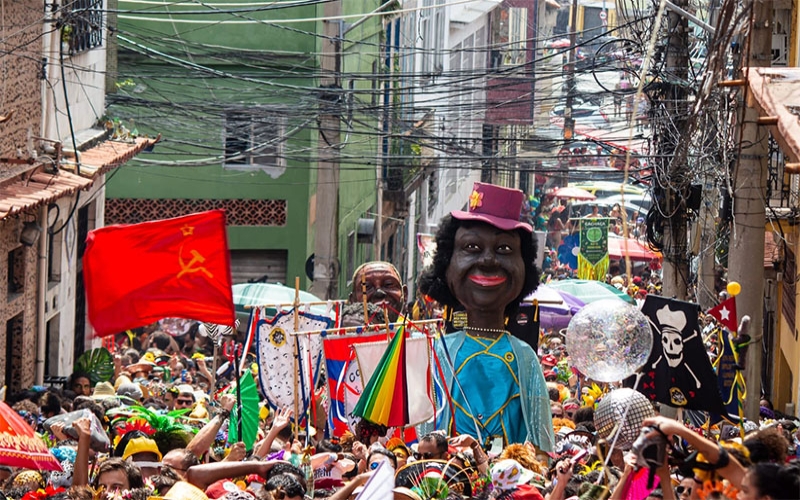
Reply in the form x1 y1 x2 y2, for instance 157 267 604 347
227 370 260 451
0 401 62 471
551 186 597 200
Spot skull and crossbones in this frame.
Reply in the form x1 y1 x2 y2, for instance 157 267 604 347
651 305 701 388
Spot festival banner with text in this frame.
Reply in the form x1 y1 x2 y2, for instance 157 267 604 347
578 218 609 280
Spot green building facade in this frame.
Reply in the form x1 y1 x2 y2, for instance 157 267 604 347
106 0 384 294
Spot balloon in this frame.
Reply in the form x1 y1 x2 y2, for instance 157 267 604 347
566 299 653 382
594 388 654 449
726 281 741 296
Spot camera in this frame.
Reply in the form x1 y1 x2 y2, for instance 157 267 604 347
631 426 668 488
631 426 667 470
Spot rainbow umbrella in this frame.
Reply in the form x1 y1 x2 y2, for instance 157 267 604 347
353 326 408 427
0 401 61 471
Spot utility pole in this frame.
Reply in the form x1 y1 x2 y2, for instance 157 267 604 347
727 0 772 419
562 0 579 145
312 0 342 299
655 0 690 300
695 182 719 310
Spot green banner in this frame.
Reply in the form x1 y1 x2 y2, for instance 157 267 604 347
578 218 610 280
580 218 609 265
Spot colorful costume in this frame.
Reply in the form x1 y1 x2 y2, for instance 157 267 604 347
432 331 554 451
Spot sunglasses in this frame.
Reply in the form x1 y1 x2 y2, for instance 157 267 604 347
413 452 436 460
676 486 692 495
552 412 564 418
176 399 194 405
369 462 381 470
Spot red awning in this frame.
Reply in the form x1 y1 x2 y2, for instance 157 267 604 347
608 237 661 261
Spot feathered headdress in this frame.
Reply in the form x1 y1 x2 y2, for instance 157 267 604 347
108 405 194 455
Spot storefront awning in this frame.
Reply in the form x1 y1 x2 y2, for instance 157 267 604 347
608 236 662 261
746 67 800 164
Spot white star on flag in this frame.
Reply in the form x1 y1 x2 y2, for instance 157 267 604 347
719 306 730 321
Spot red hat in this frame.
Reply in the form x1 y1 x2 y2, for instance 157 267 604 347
451 182 532 233
205 480 241 499
512 484 545 500
541 354 558 367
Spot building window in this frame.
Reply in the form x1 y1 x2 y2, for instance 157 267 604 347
782 246 796 338
491 7 528 68
48 225 62 284
224 108 286 173
64 0 103 54
4 312 23 390
7 246 24 298
45 315 60 377
432 1 445 71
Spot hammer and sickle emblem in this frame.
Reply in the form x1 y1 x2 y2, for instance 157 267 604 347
178 245 214 279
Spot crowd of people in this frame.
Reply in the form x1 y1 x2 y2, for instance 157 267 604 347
2 182 799 500
4 323 799 500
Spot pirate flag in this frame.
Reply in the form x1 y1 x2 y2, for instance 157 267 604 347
627 295 726 413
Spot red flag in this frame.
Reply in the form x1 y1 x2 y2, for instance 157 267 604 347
84 210 234 337
707 297 738 332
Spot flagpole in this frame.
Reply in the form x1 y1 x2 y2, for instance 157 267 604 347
243 299 347 310
293 277 301 443
232 340 243 443
286 318 443 336
362 274 368 325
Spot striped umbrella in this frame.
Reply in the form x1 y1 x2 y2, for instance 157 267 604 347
232 283 328 325
547 279 635 305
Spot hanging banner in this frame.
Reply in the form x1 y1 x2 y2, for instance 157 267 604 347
578 218 609 280
255 308 332 415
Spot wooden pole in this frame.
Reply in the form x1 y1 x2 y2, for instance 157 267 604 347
361 273 368 325
244 300 346 310
293 277 300 442
287 318 443 336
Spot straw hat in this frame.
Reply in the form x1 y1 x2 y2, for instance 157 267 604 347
128 357 156 376
115 375 133 391
150 481 209 500
91 382 117 400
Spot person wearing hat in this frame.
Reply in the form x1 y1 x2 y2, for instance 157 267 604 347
117 430 163 479
490 459 544 499
386 437 411 468
91 381 118 401
348 261 407 322
117 380 144 404
175 384 197 410
419 182 554 452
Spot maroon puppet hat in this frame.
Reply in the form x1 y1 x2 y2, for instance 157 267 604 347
451 182 532 233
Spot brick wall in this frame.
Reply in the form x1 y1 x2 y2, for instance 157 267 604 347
0 219 39 391
0 0 43 158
